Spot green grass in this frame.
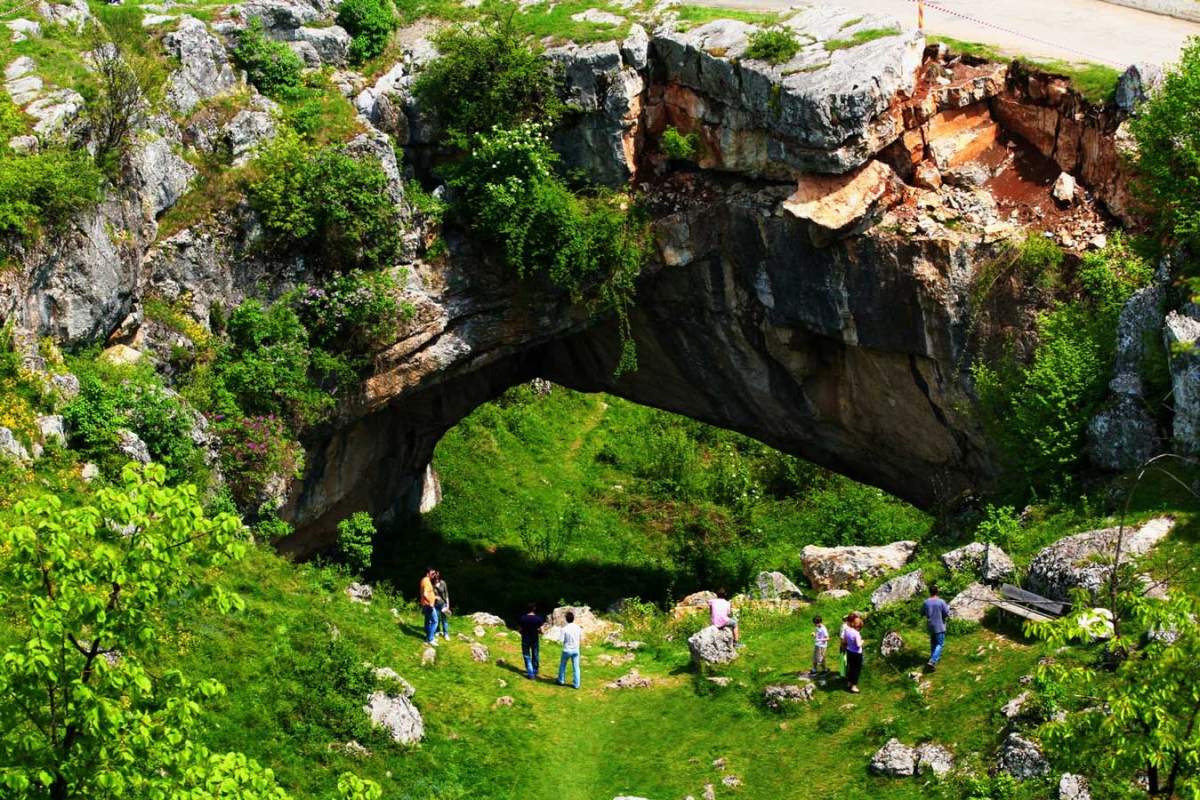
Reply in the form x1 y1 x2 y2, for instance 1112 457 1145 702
672 4 779 30
824 26 901 52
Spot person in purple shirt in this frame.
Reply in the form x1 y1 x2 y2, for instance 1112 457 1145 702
922 585 952 672
518 603 545 680
840 613 864 693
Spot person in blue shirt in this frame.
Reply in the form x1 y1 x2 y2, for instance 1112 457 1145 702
518 603 545 680
922 585 952 672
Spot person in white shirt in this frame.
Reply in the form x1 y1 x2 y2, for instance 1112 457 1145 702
556 611 583 689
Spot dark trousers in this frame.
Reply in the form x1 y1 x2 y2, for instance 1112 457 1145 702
845 651 864 685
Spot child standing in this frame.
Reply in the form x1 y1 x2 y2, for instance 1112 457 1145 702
810 616 829 675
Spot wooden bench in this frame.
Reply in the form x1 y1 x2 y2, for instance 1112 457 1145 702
990 584 1068 625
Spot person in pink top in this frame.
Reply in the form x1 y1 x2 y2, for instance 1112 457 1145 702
840 612 864 694
709 588 740 644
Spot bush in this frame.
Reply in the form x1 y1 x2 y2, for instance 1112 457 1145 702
660 126 699 161
337 511 375 574
214 414 304 511
0 149 104 248
1130 37 1200 287
87 28 149 172
448 123 650 374
294 269 408 357
233 18 304 97
247 129 401 271
744 27 801 64
412 13 563 142
337 0 398 63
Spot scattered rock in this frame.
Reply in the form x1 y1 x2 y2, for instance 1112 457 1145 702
1052 172 1077 205
870 738 917 777
80 462 100 481
752 570 804 600
940 542 1015 584
1026 517 1175 601
0 428 30 462
687 625 739 666
7 18 41 42
915 743 955 777
473 625 486 638
1000 690 1032 720
818 589 851 600
996 732 1050 780
595 652 636 667
763 682 814 709
783 161 905 243
879 630 905 657
469 642 489 662
364 690 423 743
331 740 370 758
605 669 652 689
948 583 999 623
493 695 514 708
1058 773 1091 800
116 430 151 464
706 676 732 687
870 569 925 609
801 541 918 591
721 775 742 788
100 344 143 366
420 646 436 666
466 612 506 627
346 582 373 604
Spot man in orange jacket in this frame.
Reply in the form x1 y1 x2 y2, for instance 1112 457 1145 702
419 567 438 645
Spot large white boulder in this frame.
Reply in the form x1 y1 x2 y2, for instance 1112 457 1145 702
687 625 738 666
801 541 918 591
1025 517 1175 601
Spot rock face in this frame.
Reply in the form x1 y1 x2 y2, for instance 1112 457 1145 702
1164 306 1200 454
752 571 804 600
1025 517 1175 601
364 690 424 743
163 16 238 114
870 569 925 609
996 733 1049 781
801 542 918 591
687 625 738 666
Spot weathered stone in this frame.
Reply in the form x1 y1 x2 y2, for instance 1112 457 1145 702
783 161 905 241
1026 517 1176 601
24 88 84 138
373 667 415 698
870 738 917 777
1000 690 1032 720
364 690 423 743
763 681 814 709
818 589 852 600
542 605 619 642
116 429 151 464
129 136 196 217
879 630 904 657
947 582 998 623
163 16 238 114
916 743 954 777
801 541 918 591
466 612 506 627
80 462 100 481
0 427 30 462
1115 62 1163 113
996 732 1049 781
8 134 37 153
346 582 373 604
37 0 89 29
420 646 436 666
1165 307 1200 454
870 569 925 609
941 542 1015 584
494 695 514 707
620 23 649 71
687 625 738 665
1052 172 1077 205
1058 772 1091 800
672 590 716 618
224 107 277 164
286 25 351 65
7 18 41 42
605 668 652 689
469 642 489 662
752 570 804 600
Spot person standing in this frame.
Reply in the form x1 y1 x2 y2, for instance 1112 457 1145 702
922 585 951 672
556 611 583 689
709 589 741 645
518 603 545 680
433 571 451 640
419 568 438 645
840 613 864 693
810 615 829 676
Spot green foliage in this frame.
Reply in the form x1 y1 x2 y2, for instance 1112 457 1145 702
823 26 899 52
294 269 409 358
660 126 699 161
672 5 778 29
0 149 104 248
1130 37 1200 289
0 464 268 799
337 0 399 63
412 12 563 142
337 511 376 574
232 18 304 98
0 95 27 143
975 504 1022 549
744 27 801 65
213 414 303 513
515 501 586 566
247 129 401 271
269 630 379 747
447 123 650 374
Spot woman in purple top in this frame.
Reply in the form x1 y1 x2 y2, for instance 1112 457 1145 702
840 613 864 694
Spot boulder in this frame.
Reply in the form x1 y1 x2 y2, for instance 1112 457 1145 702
420 646 435 666
224 107 277 165
1115 63 1163 112
116 430 151 464
879 630 904 657
783 161 905 243
163 16 238 114
6 18 41 42
35 415 64 446
346 582 373 604
620 23 649 71
672 590 716 618
466 612 506 627
605 669 652 689
1058 773 1091 800
542 605 619 641
1025 517 1176 601
1000 690 1032 721
0 427 30 462
469 642 489 662
996 732 1050 781
870 569 925 609
1052 172 1077 205
947 582 998 623
687 625 738 666
940 542 1014 584
763 681 814 709
752 571 804 600
363 690 423 743
129 136 196 217
372 667 415 698
286 25 351 66
1164 307 1200 454
801 541 918 591
916 743 954 777
869 738 917 777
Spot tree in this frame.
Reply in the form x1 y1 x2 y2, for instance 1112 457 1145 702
1028 591 1200 798
336 511 375 574
87 29 147 173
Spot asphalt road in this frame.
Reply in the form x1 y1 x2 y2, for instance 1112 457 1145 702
694 0 1200 67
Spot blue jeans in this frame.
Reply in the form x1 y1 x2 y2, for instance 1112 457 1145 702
557 651 580 689
422 605 438 643
522 639 540 678
436 607 449 639
929 631 946 665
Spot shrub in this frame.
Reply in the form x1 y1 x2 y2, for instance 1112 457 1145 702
233 18 304 97
744 27 801 64
0 95 26 143
337 0 398 63
247 130 401 271
448 123 649 374
337 511 376 573
294 269 408 357
269 630 379 748
412 13 563 142
87 27 149 172
214 414 304 511
0 149 104 247
660 126 699 161
1129 36 1200 287
975 504 1021 548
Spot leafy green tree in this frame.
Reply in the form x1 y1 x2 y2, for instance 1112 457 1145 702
337 0 398 63
336 511 375 574
1028 591 1200 798
233 18 304 98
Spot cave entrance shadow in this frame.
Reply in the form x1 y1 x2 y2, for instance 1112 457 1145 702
369 514 679 623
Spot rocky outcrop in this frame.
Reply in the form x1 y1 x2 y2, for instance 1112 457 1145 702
1025 517 1175 601
751 571 804 600
687 625 738 666
801 541 918 591
870 569 925 609
940 541 1015 584
995 732 1049 780
541 605 619 641
364 690 424 743
1164 306 1200 454
763 681 814 709
163 16 238 114
948 582 998 623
